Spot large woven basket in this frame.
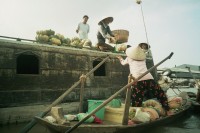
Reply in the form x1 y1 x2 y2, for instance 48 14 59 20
112 29 129 44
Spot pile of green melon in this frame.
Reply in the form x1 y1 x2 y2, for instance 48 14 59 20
35 29 92 48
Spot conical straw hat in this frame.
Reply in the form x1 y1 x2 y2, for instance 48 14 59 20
98 16 113 25
125 45 146 60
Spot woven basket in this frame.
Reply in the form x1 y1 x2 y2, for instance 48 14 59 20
112 29 129 44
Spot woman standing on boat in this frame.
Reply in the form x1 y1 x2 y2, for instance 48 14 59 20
117 43 173 116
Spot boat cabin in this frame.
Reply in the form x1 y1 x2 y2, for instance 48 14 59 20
0 38 156 108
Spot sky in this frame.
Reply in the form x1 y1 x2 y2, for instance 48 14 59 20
0 0 200 68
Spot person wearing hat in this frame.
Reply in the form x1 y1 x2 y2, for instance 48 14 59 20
117 43 173 116
96 16 116 51
76 15 90 39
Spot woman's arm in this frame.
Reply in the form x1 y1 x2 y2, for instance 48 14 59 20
117 56 128 65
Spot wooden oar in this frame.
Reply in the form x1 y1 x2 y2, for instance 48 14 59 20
19 55 110 133
65 52 174 133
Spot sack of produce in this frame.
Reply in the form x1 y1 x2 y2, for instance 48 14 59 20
168 96 183 109
77 113 94 123
131 108 150 123
143 99 165 116
142 107 159 121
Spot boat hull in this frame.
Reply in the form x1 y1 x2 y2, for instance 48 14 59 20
35 104 191 133
192 101 200 112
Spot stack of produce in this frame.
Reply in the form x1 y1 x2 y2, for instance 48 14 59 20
62 38 71 46
36 29 55 43
35 29 94 49
35 29 71 46
81 39 92 48
143 99 166 116
70 37 82 47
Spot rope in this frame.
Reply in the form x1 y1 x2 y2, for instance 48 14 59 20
139 4 149 45
137 1 151 56
80 74 86 84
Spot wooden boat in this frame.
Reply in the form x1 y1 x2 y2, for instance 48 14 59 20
192 101 200 112
35 102 191 133
185 67 200 112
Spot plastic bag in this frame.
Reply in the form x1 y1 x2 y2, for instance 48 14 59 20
77 113 94 123
132 108 150 123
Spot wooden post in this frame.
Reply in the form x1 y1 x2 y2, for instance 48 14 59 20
122 74 133 125
19 55 110 133
79 74 86 113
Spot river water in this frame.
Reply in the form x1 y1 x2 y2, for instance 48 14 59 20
0 88 199 133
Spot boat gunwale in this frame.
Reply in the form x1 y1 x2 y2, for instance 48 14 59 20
34 103 191 130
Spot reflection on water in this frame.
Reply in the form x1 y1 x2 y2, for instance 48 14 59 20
0 88 199 133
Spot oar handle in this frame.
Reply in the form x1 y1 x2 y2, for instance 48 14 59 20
168 52 174 59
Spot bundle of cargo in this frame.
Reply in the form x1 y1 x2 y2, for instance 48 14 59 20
104 104 137 124
112 29 129 44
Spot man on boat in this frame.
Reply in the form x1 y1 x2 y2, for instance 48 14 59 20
76 15 90 39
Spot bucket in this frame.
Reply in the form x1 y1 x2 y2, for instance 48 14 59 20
88 100 105 120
